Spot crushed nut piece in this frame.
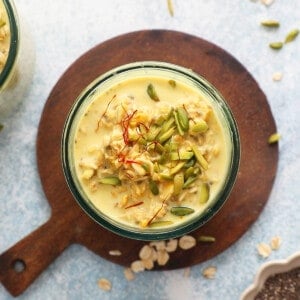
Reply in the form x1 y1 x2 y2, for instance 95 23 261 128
270 236 282 250
165 239 178 252
139 245 153 260
179 235 196 250
202 266 217 279
157 249 170 266
108 250 122 256
272 72 283 81
131 260 145 273
124 268 135 281
257 242 272 258
98 278 112 291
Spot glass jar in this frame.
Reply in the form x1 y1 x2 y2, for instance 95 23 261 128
62 61 240 241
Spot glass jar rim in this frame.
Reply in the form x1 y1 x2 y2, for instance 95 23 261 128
62 61 241 241
0 0 19 89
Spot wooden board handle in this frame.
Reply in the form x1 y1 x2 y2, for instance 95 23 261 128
0 213 77 296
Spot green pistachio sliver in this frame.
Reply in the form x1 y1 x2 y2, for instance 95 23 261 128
170 151 194 161
149 180 159 195
173 173 184 195
161 116 175 133
158 126 176 144
177 108 189 132
268 132 281 144
285 29 299 43
183 175 197 189
184 167 194 180
198 235 216 243
261 20 280 28
147 125 161 141
184 157 196 168
173 110 185 136
149 220 173 228
269 42 283 50
191 145 208 170
171 206 195 216
98 176 121 186
170 161 186 175
168 79 176 88
155 142 165 154
191 120 208 133
198 182 210 204
159 173 173 181
147 83 160 101
154 115 166 126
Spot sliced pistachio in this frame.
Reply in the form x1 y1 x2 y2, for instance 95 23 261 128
170 161 185 175
99 176 121 186
191 145 208 170
268 132 281 144
285 29 299 43
261 20 280 28
176 108 189 132
173 110 185 136
171 206 195 216
149 180 159 195
173 173 184 195
159 173 173 181
161 116 175 134
191 120 208 133
170 151 194 161
147 83 160 101
184 167 194 180
149 220 173 228
184 157 196 168
198 182 210 204
168 79 176 88
154 115 166 126
198 235 216 243
158 126 176 144
155 142 165 154
183 176 197 189
269 42 283 50
147 125 161 141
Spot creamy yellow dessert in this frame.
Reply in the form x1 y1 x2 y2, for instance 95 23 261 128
73 74 231 229
0 0 10 73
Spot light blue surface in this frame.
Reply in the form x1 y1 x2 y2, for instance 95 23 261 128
0 1 300 299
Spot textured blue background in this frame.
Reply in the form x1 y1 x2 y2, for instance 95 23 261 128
1 1 300 299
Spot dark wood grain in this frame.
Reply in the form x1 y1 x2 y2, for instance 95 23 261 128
0 30 278 296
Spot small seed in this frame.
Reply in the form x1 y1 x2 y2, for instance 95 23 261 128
268 132 281 144
272 72 283 81
285 29 299 43
171 206 195 216
147 83 160 101
198 235 216 243
270 236 282 250
98 278 112 291
168 79 176 87
179 235 197 250
261 20 280 28
257 243 272 258
269 42 283 50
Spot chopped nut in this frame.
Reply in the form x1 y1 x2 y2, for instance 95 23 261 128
108 250 122 256
257 242 272 258
272 72 283 81
165 239 178 252
202 266 217 279
124 268 135 281
157 249 170 266
98 278 112 291
179 235 196 250
131 260 145 273
139 245 153 260
270 236 282 250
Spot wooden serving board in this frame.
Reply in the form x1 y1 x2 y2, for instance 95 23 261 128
0 30 278 296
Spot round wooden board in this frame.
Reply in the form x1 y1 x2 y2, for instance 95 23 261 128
0 30 278 296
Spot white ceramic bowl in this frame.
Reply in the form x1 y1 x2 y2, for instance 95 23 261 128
241 251 300 299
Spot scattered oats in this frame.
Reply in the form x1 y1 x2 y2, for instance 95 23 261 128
183 267 191 278
179 235 196 250
150 248 158 262
131 260 145 273
167 0 174 17
261 0 275 6
98 278 112 291
272 72 283 81
257 242 272 258
270 236 282 250
202 266 217 279
139 245 153 260
165 239 178 253
157 249 170 266
142 258 155 270
149 240 166 251
124 268 135 281
108 250 122 256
